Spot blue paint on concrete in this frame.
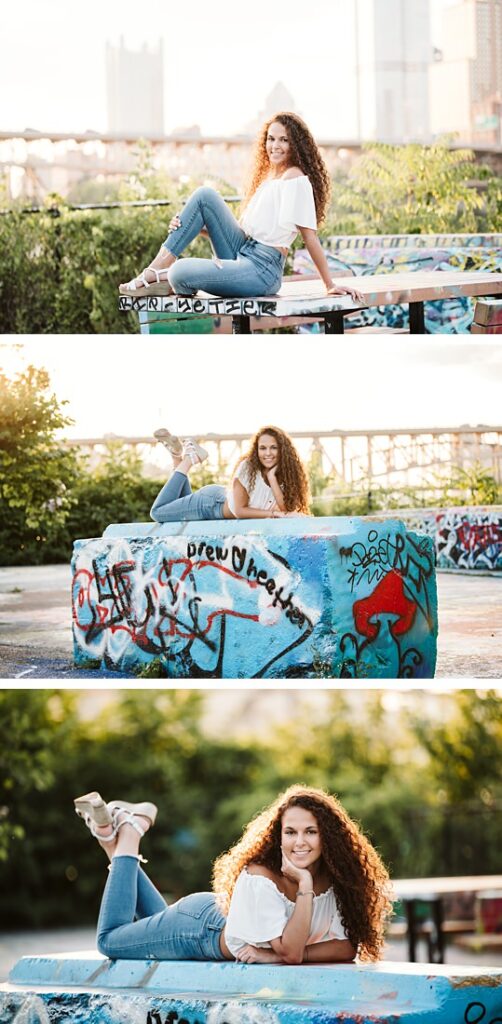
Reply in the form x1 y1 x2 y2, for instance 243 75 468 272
71 517 437 678
3 955 502 1023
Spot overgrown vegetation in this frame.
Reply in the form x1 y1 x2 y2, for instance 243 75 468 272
1 689 500 928
1 139 500 333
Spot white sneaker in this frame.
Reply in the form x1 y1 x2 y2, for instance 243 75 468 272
153 428 183 457
182 438 208 465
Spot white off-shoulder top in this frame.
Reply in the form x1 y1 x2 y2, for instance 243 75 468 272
240 175 317 248
224 869 348 956
226 459 276 518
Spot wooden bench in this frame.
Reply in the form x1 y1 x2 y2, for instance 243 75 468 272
471 296 502 333
119 269 502 334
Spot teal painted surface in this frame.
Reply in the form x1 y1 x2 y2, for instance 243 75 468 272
3 956 502 1023
71 517 437 678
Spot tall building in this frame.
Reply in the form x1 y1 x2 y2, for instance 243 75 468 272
429 0 502 144
106 38 164 137
355 0 431 142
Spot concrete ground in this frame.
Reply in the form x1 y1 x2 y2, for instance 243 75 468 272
1 926 500 984
0 564 500 679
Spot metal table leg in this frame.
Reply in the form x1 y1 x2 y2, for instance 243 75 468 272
232 315 251 334
409 302 426 333
324 312 345 334
405 899 418 962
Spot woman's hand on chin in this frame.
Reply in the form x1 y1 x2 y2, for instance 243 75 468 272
281 849 313 887
325 282 364 303
235 944 283 964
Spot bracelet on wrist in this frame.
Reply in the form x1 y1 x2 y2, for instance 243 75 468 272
297 889 315 897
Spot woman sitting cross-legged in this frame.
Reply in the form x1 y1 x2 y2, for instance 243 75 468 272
74 784 392 964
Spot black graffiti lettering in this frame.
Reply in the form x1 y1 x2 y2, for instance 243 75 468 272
266 577 276 595
257 569 268 585
193 299 205 313
146 1012 163 1024
262 301 276 315
164 1013 179 1024
243 299 256 315
465 1003 486 1024
231 544 246 573
225 299 241 313
209 299 223 314
216 544 228 561
150 297 159 311
178 298 191 313
205 545 215 561
272 586 293 613
247 557 258 580
118 296 128 310
187 542 196 559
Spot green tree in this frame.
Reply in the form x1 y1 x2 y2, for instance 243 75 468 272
332 140 488 235
0 365 80 564
0 690 77 861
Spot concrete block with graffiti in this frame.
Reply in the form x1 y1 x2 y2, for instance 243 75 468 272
3 953 502 1023
294 233 502 332
388 507 502 573
71 517 437 678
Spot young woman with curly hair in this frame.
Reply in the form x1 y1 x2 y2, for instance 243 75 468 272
119 112 361 303
74 785 391 963
149 425 310 523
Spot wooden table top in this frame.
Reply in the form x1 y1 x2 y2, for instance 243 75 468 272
119 269 502 317
392 875 502 899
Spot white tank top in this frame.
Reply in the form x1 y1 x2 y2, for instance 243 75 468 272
224 869 347 957
240 175 317 248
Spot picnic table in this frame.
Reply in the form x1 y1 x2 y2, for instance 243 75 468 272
392 874 502 964
119 270 502 334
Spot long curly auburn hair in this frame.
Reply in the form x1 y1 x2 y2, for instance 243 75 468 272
237 426 310 514
241 112 331 224
212 785 392 962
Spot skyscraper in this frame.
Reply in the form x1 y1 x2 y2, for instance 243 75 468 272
429 0 502 144
355 0 431 142
106 38 164 136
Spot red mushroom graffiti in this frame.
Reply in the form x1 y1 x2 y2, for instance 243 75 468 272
353 570 417 641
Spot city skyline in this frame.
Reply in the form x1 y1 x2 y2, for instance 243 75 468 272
4 0 457 140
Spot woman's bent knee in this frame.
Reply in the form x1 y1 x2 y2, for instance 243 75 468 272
97 933 116 959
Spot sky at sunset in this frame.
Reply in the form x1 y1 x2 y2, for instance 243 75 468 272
2 337 501 442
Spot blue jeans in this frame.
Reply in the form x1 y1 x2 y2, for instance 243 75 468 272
164 186 285 297
150 470 227 523
97 856 226 960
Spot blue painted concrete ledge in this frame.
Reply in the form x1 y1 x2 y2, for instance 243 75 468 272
71 516 438 678
2 954 502 1023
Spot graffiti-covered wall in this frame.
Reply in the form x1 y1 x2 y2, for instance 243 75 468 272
4 954 502 1024
388 507 502 573
294 234 502 333
71 517 437 678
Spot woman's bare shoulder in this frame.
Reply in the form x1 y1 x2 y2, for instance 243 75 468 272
281 167 304 180
246 863 277 880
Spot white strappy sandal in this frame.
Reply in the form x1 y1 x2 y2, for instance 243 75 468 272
74 791 118 843
107 800 158 837
119 266 174 297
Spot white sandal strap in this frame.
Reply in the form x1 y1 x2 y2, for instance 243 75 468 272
114 810 147 837
81 811 117 842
